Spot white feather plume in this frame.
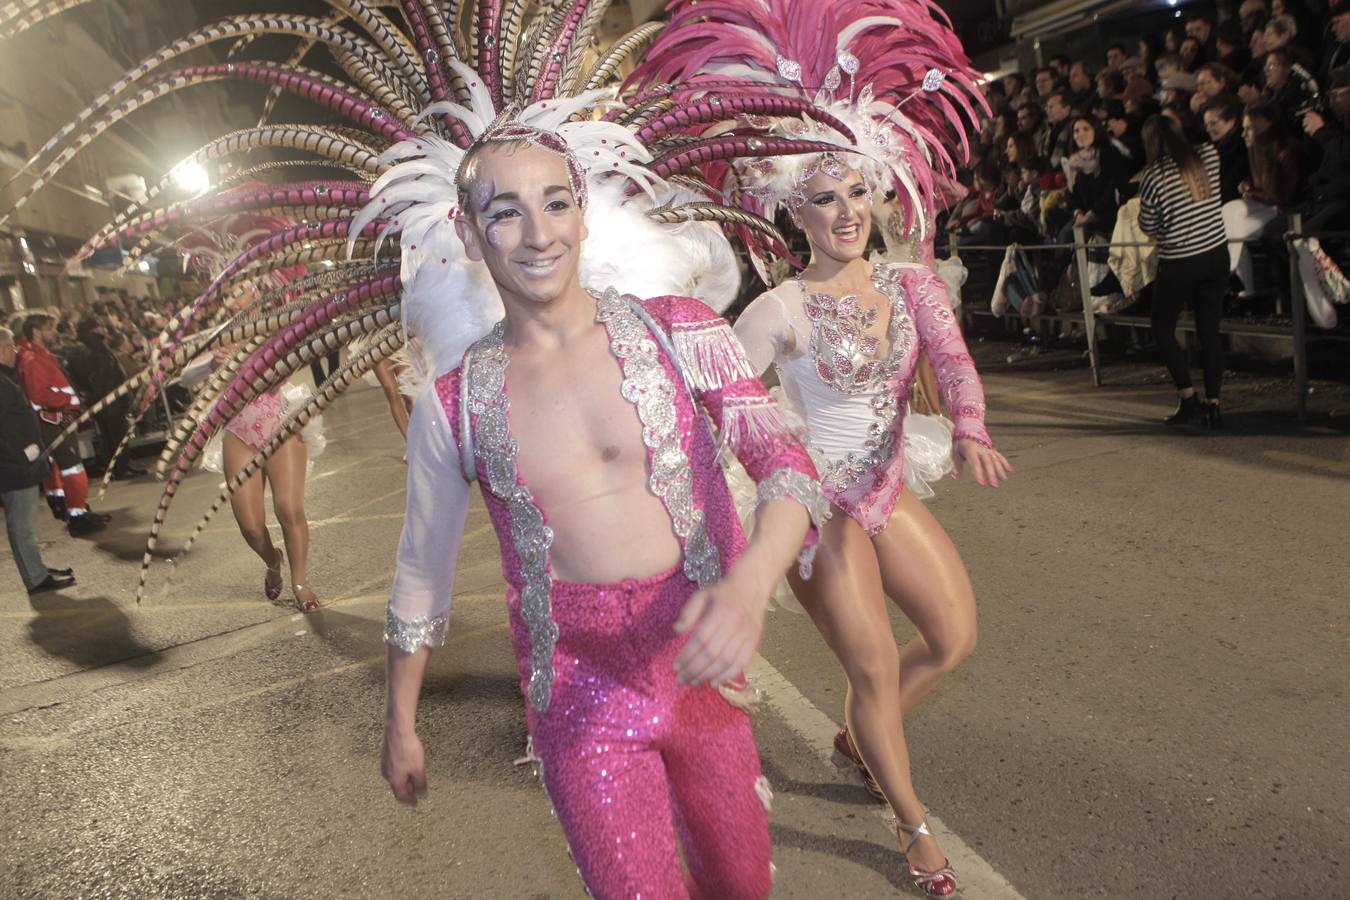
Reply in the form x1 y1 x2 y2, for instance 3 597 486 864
352 62 737 389
579 180 741 312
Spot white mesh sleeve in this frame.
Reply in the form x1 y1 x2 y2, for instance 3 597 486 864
385 390 470 652
732 290 794 376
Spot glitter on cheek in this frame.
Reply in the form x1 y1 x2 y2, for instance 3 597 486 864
483 220 507 250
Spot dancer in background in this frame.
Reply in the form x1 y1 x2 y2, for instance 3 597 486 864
185 213 325 612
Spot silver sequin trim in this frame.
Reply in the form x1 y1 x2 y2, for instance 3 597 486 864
596 289 722 589
798 262 913 396
465 324 560 714
803 263 914 494
757 467 830 534
384 607 449 653
757 466 830 578
822 389 901 495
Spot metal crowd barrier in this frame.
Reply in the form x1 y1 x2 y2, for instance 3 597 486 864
950 221 1350 421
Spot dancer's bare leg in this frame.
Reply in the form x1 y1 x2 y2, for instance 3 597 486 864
372 358 411 439
872 489 978 716
787 510 949 872
223 432 282 593
263 435 315 607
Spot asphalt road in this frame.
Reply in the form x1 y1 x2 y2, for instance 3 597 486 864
1 348 1346 899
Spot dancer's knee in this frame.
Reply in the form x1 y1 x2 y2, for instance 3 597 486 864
237 523 270 550
273 501 307 532
932 626 977 673
843 640 900 693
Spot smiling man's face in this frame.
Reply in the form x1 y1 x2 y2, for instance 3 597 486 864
455 141 588 310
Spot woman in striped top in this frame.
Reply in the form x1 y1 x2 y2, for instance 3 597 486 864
1138 115 1229 428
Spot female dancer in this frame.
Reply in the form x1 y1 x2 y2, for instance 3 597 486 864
632 2 1007 892
734 158 1011 897
209 281 320 612
186 210 323 613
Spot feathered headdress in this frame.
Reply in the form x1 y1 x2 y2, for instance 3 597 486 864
1 0 844 599
346 59 671 375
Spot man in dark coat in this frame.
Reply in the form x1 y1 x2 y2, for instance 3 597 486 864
1302 66 1350 233
65 315 144 478
1 327 76 594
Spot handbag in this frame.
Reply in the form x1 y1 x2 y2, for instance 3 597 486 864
1293 238 1342 329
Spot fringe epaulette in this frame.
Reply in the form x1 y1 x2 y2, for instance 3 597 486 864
670 318 757 392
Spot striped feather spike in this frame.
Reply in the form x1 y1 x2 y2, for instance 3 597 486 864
134 293 401 605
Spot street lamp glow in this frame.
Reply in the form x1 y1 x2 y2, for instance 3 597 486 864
173 162 210 194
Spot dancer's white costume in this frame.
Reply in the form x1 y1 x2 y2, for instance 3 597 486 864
735 263 990 533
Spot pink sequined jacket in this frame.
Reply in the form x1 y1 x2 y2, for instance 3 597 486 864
735 262 992 536
385 289 827 713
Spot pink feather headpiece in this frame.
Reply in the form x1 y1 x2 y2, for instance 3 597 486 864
628 0 988 240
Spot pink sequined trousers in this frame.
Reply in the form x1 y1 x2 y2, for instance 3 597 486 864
510 564 773 900
224 388 285 453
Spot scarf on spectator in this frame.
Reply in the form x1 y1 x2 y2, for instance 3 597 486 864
1063 148 1101 190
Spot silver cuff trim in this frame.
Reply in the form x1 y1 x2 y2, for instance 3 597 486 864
384 606 449 653
756 467 830 579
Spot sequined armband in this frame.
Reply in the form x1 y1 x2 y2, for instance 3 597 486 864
384 606 449 653
756 467 831 579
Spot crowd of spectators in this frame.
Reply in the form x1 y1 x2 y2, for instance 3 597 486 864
3 290 191 475
5 291 183 379
951 0 1350 313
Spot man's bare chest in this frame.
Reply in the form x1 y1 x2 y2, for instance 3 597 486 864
505 342 654 489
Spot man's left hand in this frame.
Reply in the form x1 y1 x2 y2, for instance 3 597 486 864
673 569 768 688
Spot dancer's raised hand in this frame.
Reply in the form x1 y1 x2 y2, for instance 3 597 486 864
953 438 1013 488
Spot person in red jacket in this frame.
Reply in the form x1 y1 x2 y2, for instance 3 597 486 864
15 312 108 537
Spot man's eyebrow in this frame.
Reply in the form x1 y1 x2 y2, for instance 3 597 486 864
484 185 572 205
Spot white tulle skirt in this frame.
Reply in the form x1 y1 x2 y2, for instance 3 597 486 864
200 382 327 476
900 411 955 501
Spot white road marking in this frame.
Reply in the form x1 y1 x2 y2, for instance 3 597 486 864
748 655 1028 900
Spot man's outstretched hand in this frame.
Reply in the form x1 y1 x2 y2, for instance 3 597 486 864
673 569 769 688
382 726 428 806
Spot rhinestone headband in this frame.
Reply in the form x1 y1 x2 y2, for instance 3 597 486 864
455 119 589 214
787 152 851 210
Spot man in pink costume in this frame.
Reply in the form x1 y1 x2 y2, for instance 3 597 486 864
379 131 827 899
